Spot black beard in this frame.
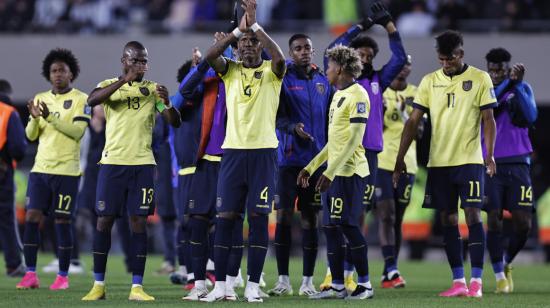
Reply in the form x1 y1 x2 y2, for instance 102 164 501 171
360 63 374 79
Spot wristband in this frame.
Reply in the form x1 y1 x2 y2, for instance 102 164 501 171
232 28 243 38
251 23 262 32
165 101 173 109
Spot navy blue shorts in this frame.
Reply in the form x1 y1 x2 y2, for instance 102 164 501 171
275 166 322 212
176 169 194 219
363 150 379 210
26 172 80 219
376 169 415 206
95 165 155 217
322 174 368 226
188 159 220 217
423 164 485 211
77 166 99 212
217 149 278 215
154 165 176 218
484 164 534 213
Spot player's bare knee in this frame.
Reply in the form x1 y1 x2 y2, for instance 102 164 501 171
464 208 482 226
25 209 43 223
487 210 503 231
441 211 459 226
55 218 71 224
276 208 293 225
129 215 147 233
513 211 533 234
300 212 318 229
96 216 115 232
217 211 238 220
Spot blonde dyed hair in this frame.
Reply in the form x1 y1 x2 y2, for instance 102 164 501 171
326 45 363 78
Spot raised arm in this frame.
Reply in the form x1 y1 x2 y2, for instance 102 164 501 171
205 33 234 74
156 84 182 128
378 24 407 91
243 0 285 78
87 66 143 106
323 25 364 72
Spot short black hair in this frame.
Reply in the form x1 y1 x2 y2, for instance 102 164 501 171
288 33 311 47
42 48 80 82
350 34 379 57
435 30 463 56
124 41 146 51
485 47 511 63
0 79 12 95
177 60 193 83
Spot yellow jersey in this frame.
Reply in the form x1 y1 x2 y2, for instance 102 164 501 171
221 59 283 149
97 78 166 165
379 84 418 174
324 83 370 179
414 65 497 167
30 89 90 176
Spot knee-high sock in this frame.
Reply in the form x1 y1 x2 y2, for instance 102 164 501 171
443 226 464 280
177 221 186 268
116 217 132 269
274 223 291 276
23 222 40 271
342 225 369 282
227 218 244 277
131 231 148 285
55 223 73 277
189 217 209 280
394 204 406 259
214 217 235 281
302 227 318 277
324 226 345 284
70 222 80 262
505 230 529 264
487 230 504 274
92 229 111 281
247 215 269 283
468 223 485 279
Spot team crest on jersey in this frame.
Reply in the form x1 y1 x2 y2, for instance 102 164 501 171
97 201 106 211
63 100 72 109
371 82 380 95
357 102 366 114
254 71 263 79
462 80 472 91
405 97 414 106
140 87 150 96
336 97 346 108
316 83 325 94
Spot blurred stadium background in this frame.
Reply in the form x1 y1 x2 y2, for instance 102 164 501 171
2 0 550 265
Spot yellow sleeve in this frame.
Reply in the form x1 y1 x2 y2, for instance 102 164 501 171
220 59 237 80
413 76 430 111
478 72 498 109
73 97 92 122
304 145 328 175
324 123 366 181
46 114 87 141
96 79 118 104
25 117 40 141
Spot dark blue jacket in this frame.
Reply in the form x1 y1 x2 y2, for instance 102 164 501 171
171 71 202 169
276 61 333 167
0 110 27 201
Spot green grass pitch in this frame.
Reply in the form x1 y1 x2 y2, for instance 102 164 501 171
1 254 549 307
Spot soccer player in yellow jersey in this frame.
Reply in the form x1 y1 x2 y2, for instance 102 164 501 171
82 41 181 301
393 30 497 298
201 0 285 303
17 49 90 291
298 45 373 300
376 56 418 288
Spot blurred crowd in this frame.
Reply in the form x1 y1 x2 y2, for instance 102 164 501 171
1 0 550 35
